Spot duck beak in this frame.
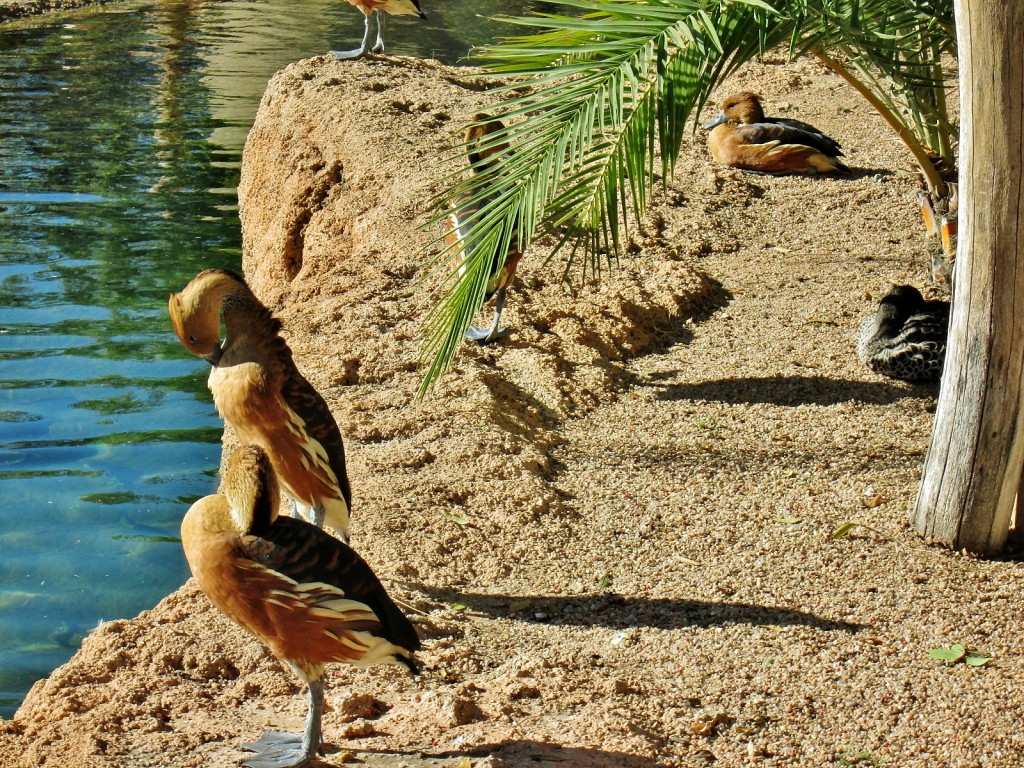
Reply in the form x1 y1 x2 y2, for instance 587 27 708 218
703 112 727 131
203 341 223 367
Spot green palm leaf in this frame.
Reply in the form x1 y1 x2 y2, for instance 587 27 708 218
418 0 955 396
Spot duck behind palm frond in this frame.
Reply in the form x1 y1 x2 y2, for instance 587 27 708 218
447 113 524 344
857 285 950 383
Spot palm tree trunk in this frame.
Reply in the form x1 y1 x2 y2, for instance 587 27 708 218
912 0 1024 554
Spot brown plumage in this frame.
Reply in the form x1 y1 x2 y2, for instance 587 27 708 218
703 92 849 174
181 445 419 768
169 269 352 541
446 113 525 344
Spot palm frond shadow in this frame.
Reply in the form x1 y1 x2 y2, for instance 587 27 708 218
470 367 567 443
419 587 866 634
461 278 727 423
645 374 936 407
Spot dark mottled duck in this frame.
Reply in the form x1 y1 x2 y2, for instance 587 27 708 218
857 285 950 383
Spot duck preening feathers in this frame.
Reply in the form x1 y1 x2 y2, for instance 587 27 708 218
857 285 950 383
181 446 419 768
446 113 525 344
703 92 849 174
169 268 352 541
332 0 426 61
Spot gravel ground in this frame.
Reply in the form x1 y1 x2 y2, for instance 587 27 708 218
2 50 1022 768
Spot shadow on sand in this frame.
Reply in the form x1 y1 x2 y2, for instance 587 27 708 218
643 372 935 407
338 739 666 767
418 587 865 634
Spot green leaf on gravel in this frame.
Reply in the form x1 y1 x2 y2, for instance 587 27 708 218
927 644 966 662
775 516 801 525
597 574 612 588
445 511 471 526
832 522 861 539
449 602 468 612
831 521 882 539
927 643 992 666
837 749 886 766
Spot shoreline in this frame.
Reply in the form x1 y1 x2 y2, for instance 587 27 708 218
0 0 113 23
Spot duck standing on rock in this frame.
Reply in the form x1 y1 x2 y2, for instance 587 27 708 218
181 445 419 768
447 112 525 344
703 92 849 174
857 285 950 383
331 0 426 61
169 268 353 541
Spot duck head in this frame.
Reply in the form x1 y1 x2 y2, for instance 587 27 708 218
703 91 767 130
881 285 926 311
168 269 246 365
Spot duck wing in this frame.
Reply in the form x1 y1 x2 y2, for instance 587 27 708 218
737 119 844 158
239 517 421 653
860 304 950 383
279 364 353 512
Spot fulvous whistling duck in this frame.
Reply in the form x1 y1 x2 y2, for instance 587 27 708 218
331 0 426 61
169 269 352 541
181 445 419 768
857 285 949 383
703 92 849 174
447 113 525 344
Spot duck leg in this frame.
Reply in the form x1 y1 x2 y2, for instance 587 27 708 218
309 502 325 530
289 499 349 543
330 12 372 60
240 680 324 768
465 285 511 344
371 11 386 53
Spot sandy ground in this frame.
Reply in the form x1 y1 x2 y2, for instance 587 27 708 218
2 47 1023 768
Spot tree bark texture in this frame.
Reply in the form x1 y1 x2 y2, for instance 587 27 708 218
913 0 1024 553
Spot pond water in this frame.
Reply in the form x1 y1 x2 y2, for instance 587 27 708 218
0 0 530 716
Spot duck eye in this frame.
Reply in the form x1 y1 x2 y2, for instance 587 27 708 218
188 335 197 344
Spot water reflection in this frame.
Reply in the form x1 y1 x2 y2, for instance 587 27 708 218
0 0 536 717
0 2 235 716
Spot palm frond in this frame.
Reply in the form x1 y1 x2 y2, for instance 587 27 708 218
418 0 791 395
792 0 956 180
417 0 956 395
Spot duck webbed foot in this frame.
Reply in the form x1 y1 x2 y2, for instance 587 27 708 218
240 731 310 768
330 46 368 60
464 287 510 345
330 13 372 60
240 681 324 768
464 320 510 344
